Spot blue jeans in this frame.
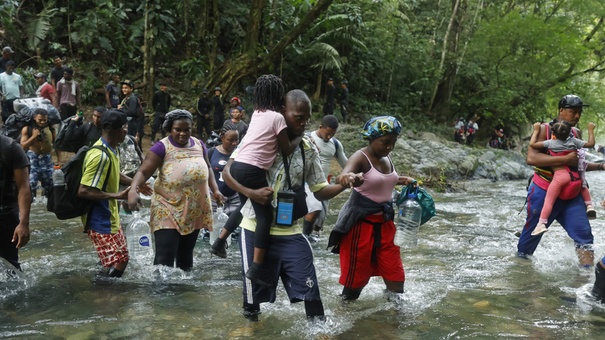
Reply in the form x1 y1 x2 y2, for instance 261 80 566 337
517 182 593 258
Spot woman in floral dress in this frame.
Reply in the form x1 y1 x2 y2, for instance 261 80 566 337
128 110 224 270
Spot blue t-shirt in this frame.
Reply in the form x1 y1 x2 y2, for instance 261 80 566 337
209 147 236 197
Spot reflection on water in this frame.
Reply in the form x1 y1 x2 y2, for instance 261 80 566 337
3 174 605 338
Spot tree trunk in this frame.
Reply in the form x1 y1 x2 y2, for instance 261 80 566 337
245 0 266 53
312 70 323 101
204 0 334 93
429 0 463 122
142 0 155 106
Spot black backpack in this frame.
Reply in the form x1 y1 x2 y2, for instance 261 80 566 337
46 145 112 221
54 119 93 153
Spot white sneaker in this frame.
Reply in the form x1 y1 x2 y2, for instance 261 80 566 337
587 205 597 220
531 223 548 236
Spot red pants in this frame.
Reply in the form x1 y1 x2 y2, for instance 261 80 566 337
339 214 405 289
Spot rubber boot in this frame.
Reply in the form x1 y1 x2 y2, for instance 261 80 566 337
592 261 605 302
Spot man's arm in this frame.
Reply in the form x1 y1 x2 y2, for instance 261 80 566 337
105 86 112 108
334 139 348 168
20 125 38 150
12 166 31 249
223 158 273 205
526 124 577 168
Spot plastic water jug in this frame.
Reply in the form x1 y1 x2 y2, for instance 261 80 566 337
126 210 153 263
209 207 231 247
395 190 422 247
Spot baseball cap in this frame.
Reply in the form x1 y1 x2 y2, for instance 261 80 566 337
101 110 128 129
120 80 134 88
34 72 46 78
231 96 241 104
558 95 589 109
214 86 221 92
2 46 14 54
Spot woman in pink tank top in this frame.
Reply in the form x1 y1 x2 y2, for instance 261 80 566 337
331 116 415 302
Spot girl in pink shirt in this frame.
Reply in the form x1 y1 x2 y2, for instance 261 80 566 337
210 75 301 287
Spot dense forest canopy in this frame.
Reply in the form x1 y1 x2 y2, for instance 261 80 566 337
2 0 605 137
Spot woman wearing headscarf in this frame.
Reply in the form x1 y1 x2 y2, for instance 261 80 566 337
127 109 224 271
328 116 415 302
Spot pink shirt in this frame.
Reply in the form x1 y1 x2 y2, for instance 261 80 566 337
235 109 287 170
354 151 399 203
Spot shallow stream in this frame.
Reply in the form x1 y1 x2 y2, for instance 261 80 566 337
3 174 605 339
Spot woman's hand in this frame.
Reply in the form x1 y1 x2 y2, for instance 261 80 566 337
139 183 153 196
213 191 226 206
127 187 142 211
338 172 364 188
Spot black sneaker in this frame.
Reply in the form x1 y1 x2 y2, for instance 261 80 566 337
209 238 228 258
246 263 274 288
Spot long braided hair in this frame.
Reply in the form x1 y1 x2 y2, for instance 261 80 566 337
254 74 285 112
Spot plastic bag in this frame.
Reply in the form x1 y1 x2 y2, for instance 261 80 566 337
397 183 436 225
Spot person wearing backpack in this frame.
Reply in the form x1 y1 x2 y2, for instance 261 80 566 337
20 108 56 201
118 80 143 148
303 115 348 240
78 110 136 278
0 134 31 270
56 106 105 153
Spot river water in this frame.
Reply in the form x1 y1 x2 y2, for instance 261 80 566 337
3 173 605 339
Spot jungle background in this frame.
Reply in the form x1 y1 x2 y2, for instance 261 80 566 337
2 0 605 144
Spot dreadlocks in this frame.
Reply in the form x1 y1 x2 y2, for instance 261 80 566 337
254 74 285 112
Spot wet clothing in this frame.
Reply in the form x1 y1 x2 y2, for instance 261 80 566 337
518 182 593 257
330 151 403 292
354 151 398 203
238 136 327 314
224 161 272 249
81 138 121 235
148 136 212 235
148 136 212 268
517 120 593 257
153 229 200 270
339 214 405 289
26 151 52 195
0 135 30 269
240 228 321 305
87 228 129 267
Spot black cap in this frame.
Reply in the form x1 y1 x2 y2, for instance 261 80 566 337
120 80 134 88
558 95 589 109
101 110 128 129
202 88 209 94
214 86 221 92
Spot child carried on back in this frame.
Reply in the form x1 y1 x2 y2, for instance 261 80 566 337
529 120 596 236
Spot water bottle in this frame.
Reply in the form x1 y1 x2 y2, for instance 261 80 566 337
126 210 153 263
395 189 422 247
209 207 231 247
52 165 64 186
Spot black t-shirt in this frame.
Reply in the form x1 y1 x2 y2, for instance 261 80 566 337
0 135 30 207
50 66 67 86
0 58 12 74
